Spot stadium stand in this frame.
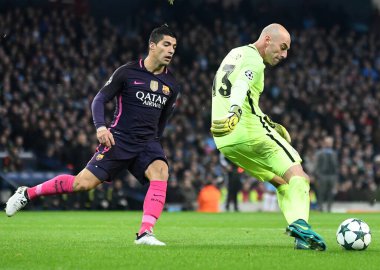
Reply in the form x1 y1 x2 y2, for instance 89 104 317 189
1 0 380 211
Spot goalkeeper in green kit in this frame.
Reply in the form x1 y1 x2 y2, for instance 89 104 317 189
211 23 326 251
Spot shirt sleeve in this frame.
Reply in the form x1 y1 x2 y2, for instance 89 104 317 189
157 87 179 138
91 66 125 129
229 56 261 108
229 79 249 108
233 57 261 88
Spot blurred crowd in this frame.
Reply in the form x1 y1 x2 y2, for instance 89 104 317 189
1 1 380 211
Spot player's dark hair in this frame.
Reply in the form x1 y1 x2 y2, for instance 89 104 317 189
149 24 177 44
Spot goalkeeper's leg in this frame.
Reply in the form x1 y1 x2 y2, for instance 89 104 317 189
273 166 326 251
218 139 326 250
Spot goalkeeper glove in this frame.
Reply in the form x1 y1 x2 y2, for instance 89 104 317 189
211 105 242 137
263 115 291 143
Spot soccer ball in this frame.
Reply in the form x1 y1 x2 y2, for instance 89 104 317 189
336 218 371 250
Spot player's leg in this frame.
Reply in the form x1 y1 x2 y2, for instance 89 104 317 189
133 160 168 246
269 176 290 218
274 165 310 225
130 141 169 246
220 144 292 214
269 175 310 249
281 165 326 250
5 144 123 217
220 136 325 250
281 165 311 224
140 160 168 234
250 133 326 250
278 174 325 251
221 144 310 248
5 169 101 217
268 176 290 220
247 172 310 249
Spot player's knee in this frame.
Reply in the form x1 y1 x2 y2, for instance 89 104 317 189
305 174 310 184
149 168 169 181
160 169 169 181
145 160 169 181
270 176 287 187
74 175 101 191
303 173 310 183
283 164 310 183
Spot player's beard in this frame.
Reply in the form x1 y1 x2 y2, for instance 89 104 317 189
160 61 169 67
162 56 172 66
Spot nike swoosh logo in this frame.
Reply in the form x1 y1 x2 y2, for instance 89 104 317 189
60 181 66 193
133 81 145 85
294 224 309 230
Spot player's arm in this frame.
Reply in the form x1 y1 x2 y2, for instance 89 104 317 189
91 66 125 147
157 88 179 138
263 115 291 143
211 64 253 137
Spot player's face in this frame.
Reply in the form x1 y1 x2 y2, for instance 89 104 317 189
264 33 290 66
151 35 177 66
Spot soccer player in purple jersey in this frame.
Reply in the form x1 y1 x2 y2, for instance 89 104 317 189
5 25 179 246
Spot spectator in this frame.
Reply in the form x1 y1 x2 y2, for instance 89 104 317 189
197 176 221 213
225 164 242 212
314 136 339 212
181 171 198 211
1 2 380 211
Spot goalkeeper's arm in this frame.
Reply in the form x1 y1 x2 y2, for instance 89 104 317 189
211 80 248 137
263 115 291 143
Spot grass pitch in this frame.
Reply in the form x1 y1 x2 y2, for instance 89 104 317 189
1 211 379 270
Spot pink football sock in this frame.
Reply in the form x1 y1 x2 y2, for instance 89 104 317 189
27 174 75 200
138 181 167 235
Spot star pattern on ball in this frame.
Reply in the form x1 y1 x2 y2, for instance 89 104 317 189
340 223 351 234
355 230 365 242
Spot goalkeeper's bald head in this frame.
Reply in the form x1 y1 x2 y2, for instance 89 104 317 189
254 23 291 66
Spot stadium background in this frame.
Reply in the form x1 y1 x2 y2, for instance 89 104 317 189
1 0 380 212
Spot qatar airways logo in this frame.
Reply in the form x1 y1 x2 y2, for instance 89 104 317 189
136 91 167 109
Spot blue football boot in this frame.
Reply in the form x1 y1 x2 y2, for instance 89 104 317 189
286 219 327 251
294 238 311 250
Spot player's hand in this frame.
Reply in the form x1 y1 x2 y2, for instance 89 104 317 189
211 105 242 137
96 126 115 148
263 115 291 143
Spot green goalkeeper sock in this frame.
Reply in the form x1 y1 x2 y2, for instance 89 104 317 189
277 176 310 224
276 183 288 214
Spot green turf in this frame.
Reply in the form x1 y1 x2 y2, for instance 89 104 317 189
1 211 379 270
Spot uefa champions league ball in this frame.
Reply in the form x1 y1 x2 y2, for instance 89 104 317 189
336 218 371 250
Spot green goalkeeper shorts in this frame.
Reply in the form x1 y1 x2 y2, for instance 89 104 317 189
219 133 302 181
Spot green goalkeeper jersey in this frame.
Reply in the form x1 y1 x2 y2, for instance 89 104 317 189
212 45 267 148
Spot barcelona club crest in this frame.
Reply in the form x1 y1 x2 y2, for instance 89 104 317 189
150 80 159 92
162 85 170 95
96 154 104 161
